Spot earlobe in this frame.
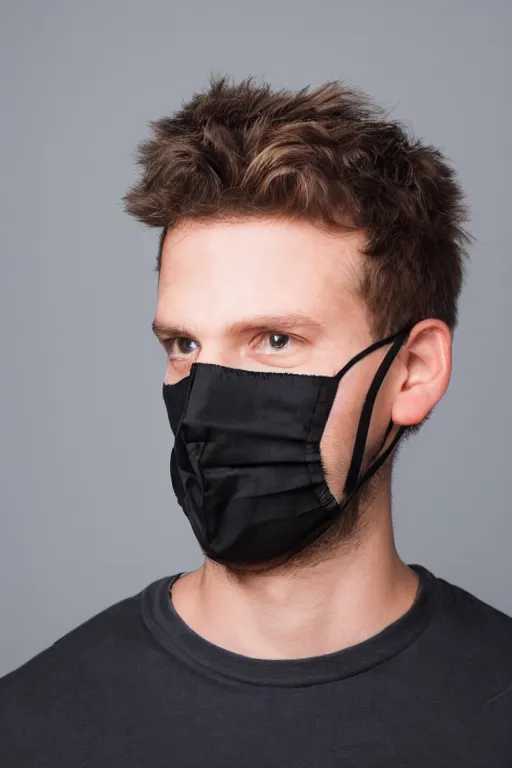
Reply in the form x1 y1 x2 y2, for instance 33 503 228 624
391 320 452 427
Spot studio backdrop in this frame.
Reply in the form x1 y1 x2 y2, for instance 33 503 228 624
0 0 510 676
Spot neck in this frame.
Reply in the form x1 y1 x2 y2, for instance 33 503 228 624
170 487 419 660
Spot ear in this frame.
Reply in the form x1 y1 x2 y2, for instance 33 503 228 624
391 319 452 427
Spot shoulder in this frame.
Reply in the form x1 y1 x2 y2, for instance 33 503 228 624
436 571 512 650
1 584 138 689
0 575 171 762
431 570 512 714
1 593 137 703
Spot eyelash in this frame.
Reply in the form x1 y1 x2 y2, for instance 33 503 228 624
163 333 299 358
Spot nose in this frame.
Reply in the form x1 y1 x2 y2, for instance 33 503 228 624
165 341 238 384
195 340 235 368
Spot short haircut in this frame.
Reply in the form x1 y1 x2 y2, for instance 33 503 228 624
124 73 470 342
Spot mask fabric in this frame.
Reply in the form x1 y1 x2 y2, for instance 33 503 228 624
163 326 412 565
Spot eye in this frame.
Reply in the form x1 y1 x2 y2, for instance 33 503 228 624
268 334 290 350
258 333 295 353
165 336 199 357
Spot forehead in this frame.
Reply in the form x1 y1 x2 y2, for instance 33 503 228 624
157 219 364 327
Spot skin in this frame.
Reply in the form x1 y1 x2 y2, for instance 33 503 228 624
153 217 452 660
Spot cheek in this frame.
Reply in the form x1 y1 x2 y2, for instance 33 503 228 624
164 359 172 385
319 381 360 497
319 373 395 497
318 364 392 497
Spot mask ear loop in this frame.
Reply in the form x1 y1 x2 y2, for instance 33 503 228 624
333 329 408 381
355 423 406 490
335 422 407 522
342 328 411 498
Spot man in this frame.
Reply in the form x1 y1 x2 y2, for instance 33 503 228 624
1 74 511 766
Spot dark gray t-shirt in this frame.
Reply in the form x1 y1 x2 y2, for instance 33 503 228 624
1 563 511 767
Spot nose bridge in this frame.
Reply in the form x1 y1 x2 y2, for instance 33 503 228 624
164 333 238 385
195 336 235 368
194 329 247 368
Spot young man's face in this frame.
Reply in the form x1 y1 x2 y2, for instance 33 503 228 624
154 218 398 504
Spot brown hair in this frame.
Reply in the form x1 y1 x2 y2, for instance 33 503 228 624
123 74 471 341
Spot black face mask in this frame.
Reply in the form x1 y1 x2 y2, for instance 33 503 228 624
163 326 412 566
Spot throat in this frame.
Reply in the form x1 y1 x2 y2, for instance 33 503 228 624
170 557 420 660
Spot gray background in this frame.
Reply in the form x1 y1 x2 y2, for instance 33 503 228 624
0 0 510 677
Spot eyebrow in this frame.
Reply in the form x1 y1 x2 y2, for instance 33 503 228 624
151 313 327 340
